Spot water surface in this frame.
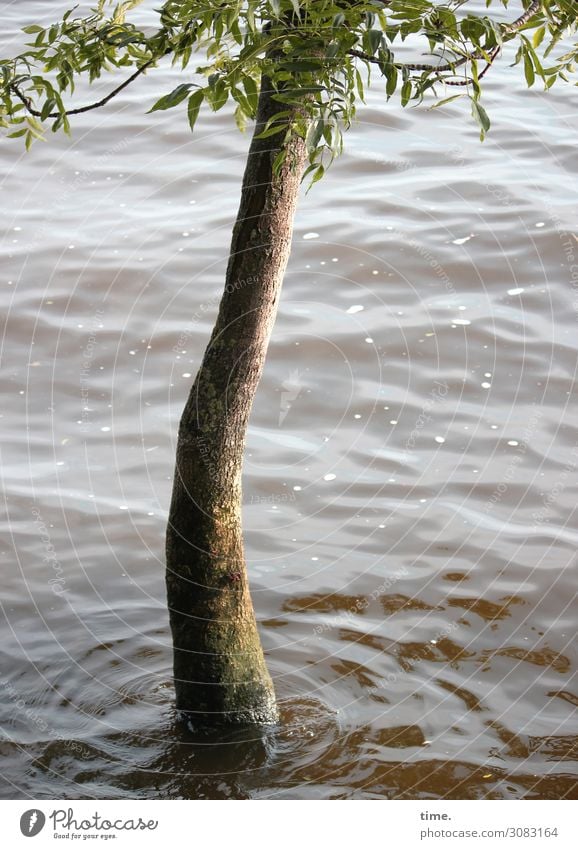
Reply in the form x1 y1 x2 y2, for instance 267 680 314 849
1 1 577 799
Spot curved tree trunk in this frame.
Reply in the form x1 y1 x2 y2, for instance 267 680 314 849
166 75 310 725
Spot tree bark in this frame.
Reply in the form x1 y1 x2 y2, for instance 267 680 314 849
166 75 310 725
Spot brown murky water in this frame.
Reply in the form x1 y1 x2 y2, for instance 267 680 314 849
1 3 577 799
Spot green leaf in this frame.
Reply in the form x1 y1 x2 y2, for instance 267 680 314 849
309 163 325 186
234 103 247 133
385 65 397 99
355 69 365 102
533 26 546 49
255 122 287 139
522 37 545 82
470 59 480 98
40 98 57 121
231 86 251 115
307 118 324 153
256 110 292 141
430 94 462 110
471 99 490 139
148 83 192 113
400 79 411 107
365 29 383 56
187 89 204 132
313 163 325 182
242 76 259 115
272 148 286 175
327 40 340 59
205 78 228 111
22 25 44 34
524 52 535 87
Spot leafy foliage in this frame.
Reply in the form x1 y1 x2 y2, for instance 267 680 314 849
1 1 576 164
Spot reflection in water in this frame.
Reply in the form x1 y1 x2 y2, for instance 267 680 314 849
282 592 369 614
436 679 485 713
547 691 578 708
447 595 525 622
481 646 571 673
1 0 577 801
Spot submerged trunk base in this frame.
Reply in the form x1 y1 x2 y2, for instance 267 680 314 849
169 569 280 726
167 510 280 726
173 679 279 728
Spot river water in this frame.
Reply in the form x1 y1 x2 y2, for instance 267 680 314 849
1 2 577 799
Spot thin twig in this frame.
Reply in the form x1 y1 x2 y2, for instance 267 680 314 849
502 0 541 34
10 53 162 118
442 47 501 87
348 48 468 73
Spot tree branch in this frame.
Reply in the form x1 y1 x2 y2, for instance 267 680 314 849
442 46 501 86
502 0 542 34
347 0 542 73
10 47 171 119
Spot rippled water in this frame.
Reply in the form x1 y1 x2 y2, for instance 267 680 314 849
1 2 577 799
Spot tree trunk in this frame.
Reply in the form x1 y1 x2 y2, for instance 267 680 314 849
166 75 310 725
